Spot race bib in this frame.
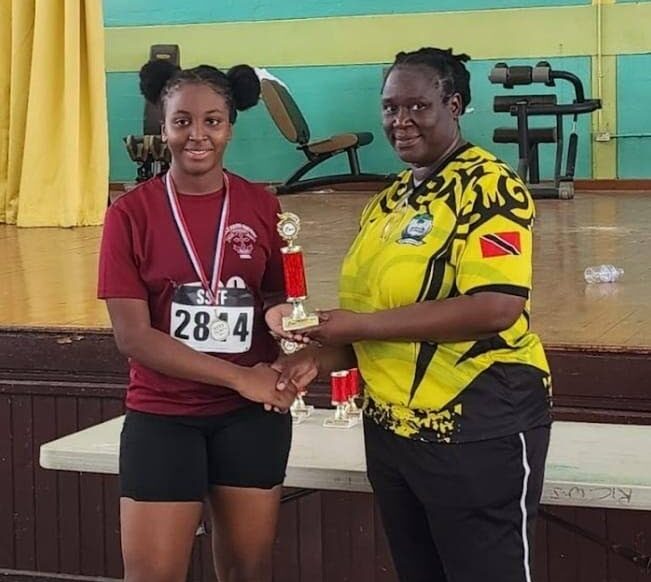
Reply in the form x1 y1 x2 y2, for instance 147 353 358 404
170 282 254 353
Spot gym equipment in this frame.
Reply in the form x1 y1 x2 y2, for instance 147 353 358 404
489 61 601 199
123 44 179 182
260 79 391 194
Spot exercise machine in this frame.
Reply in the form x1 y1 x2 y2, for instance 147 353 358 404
123 44 179 182
489 61 601 199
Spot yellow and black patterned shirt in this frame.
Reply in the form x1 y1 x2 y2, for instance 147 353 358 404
339 144 551 443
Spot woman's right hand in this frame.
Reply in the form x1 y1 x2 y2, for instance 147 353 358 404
236 363 297 411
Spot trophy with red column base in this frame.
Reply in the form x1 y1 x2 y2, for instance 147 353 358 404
277 212 319 421
323 370 359 428
345 368 362 419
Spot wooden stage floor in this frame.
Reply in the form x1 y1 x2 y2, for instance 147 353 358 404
1 190 650 351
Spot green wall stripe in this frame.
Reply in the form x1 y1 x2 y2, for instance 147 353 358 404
104 0 589 27
105 4 651 73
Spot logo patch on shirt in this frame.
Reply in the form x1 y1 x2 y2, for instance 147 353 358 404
225 223 257 259
397 213 433 246
479 232 521 258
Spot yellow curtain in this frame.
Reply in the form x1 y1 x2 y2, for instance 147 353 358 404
0 0 108 227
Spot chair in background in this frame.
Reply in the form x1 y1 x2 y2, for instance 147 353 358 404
260 79 391 194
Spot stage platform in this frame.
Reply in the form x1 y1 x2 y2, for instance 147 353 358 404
1 190 650 350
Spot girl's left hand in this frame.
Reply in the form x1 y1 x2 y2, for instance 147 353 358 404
302 309 366 346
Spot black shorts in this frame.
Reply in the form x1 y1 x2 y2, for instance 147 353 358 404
364 417 550 582
120 404 292 502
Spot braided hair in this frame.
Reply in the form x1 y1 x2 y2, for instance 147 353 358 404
384 47 472 114
139 60 260 123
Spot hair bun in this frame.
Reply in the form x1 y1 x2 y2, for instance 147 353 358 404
139 59 180 104
227 65 261 111
451 50 471 64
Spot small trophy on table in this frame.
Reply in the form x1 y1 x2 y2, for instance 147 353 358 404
277 212 319 421
323 369 359 428
345 368 362 419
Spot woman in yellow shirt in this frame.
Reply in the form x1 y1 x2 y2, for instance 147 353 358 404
268 47 551 582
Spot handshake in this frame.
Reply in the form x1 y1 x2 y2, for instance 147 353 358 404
237 347 319 413
237 303 363 412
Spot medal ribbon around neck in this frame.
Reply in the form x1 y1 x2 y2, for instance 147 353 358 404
165 171 230 305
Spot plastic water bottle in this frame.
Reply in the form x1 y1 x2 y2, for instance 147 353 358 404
584 264 624 284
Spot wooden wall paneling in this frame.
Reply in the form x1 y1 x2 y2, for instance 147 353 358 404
321 492 352 582
545 507 579 582
100 399 123 580
552 406 651 425
533 514 549 582
54 397 80 574
548 350 651 406
574 508 608 582
297 492 323 582
1 321 651 581
0 394 15 569
373 501 396 582
606 509 650 582
77 398 105 576
0 331 126 381
32 397 59 572
100 474 121 581
12 395 35 570
273 497 300 582
348 492 375 582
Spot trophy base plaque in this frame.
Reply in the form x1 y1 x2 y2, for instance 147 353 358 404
345 401 362 419
291 412 306 425
291 395 315 423
323 416 358 429
323 406 359 429
291 406 315 424
282 313 320 332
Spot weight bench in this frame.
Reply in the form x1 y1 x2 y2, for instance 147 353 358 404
260 78 392 194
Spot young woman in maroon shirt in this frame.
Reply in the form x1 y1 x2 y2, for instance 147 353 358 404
98 61 296 582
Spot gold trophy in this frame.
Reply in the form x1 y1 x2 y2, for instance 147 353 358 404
277 212 319 421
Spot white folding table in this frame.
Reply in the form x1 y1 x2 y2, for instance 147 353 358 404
40 410 651 511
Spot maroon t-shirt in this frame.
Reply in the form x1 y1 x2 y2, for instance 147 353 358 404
98 172 285 415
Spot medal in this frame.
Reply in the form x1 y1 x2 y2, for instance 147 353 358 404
211 318 230 341
280 339 302 354
166 171 230 305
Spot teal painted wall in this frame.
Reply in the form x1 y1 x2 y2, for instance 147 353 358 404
107 56 592 183
617 54 651 179
104 0 589 27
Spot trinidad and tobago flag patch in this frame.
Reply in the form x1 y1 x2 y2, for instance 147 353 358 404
479 232 521 258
